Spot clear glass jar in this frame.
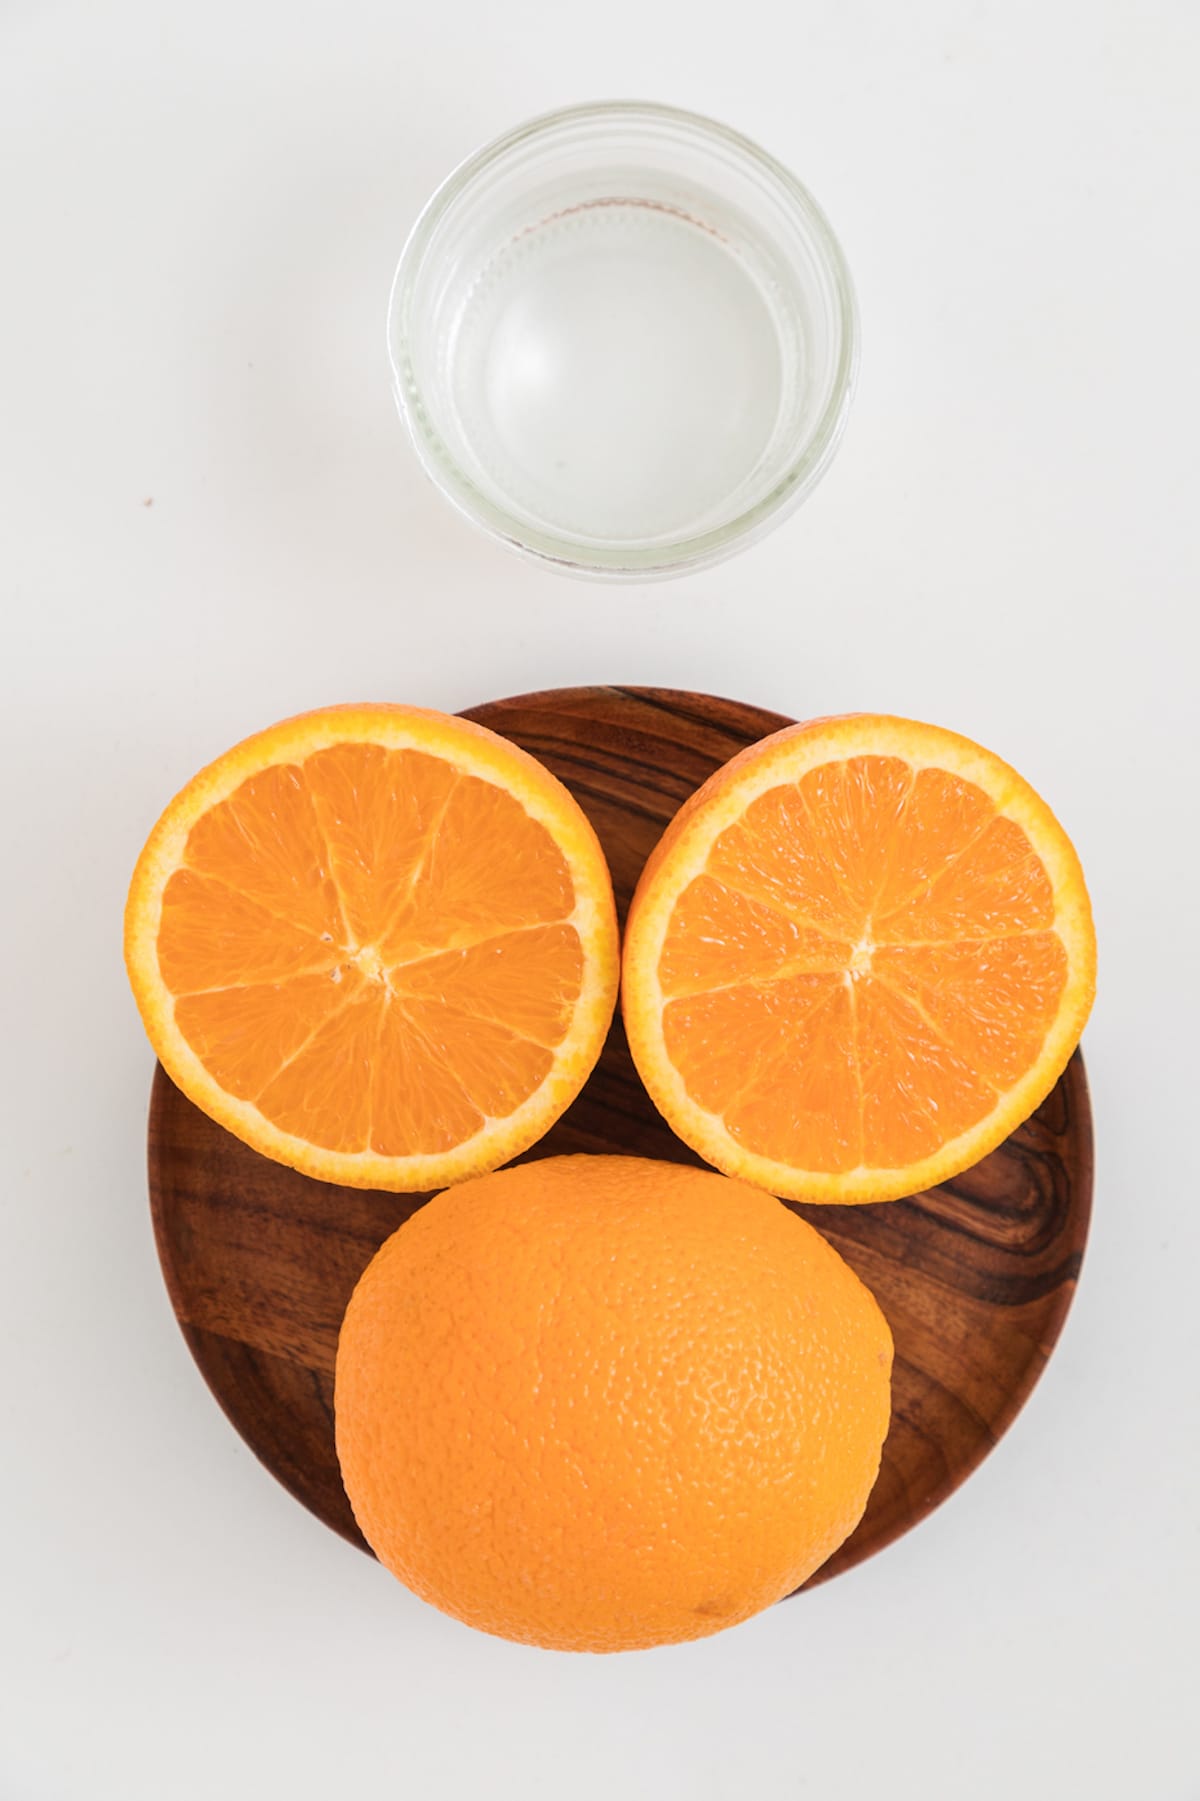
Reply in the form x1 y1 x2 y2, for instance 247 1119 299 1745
387 101 859 580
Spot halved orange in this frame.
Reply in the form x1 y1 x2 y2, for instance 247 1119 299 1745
125 704 619 1190
622 715 1096 1205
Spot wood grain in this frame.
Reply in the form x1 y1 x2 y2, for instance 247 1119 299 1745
147 685 1094 1591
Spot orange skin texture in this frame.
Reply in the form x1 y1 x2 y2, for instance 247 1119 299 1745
335 1155 893 1652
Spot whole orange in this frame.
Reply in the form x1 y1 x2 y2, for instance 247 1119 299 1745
334 1155 893 1651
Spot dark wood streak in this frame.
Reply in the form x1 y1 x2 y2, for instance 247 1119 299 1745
513 735 703 793
147 686 1093 1593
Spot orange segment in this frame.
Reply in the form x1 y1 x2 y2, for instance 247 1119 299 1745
719 979 861 1173
255 983 384 1154
159 869 340 992
662 976 842 1118
854 976 995 1167
381 771 575 960
174 969 368 1103
125 704 619 1190
395 922 583 1042
873 932 1068 1088
869 765 997 919
622 715 1096 1205
707 783 864 937
301 743 458 951
878 813 1055 942
182 762 348 942
786 754 915 916
399 1004 553 1121
369 1001 486 1158
658 873 850 996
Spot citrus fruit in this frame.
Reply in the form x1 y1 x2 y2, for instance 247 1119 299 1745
622 715 1096 1205
125 704 618 1190
334 1154 893 1651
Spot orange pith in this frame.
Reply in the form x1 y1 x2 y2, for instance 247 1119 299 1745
622 716 1096 1204
125 705 619 1189
334 1155 893 1652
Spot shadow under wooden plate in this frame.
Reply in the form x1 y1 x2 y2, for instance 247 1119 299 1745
148 685 1094 1593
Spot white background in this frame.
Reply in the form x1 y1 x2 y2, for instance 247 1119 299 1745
3 2 1198 1796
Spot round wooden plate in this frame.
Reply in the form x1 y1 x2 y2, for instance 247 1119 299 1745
148 685 1093 1593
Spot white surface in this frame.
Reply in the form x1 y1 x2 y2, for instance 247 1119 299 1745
2 2 1198 1797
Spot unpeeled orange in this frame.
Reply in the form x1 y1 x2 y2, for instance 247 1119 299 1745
334 1154 893 1652
125 704 618 1190
622 714 1096 1204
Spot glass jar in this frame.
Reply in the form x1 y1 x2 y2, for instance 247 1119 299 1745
388 101 858 580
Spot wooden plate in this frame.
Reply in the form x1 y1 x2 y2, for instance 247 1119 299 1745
148 685 1093 1592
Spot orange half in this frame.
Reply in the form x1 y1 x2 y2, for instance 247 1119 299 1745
125 704 619 1190
622 715 1096 1204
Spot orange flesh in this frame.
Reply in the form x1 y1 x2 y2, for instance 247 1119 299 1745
160 744 583 1156
658 756 1068 1173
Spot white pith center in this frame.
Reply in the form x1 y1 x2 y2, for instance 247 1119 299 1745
848 932 875 979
